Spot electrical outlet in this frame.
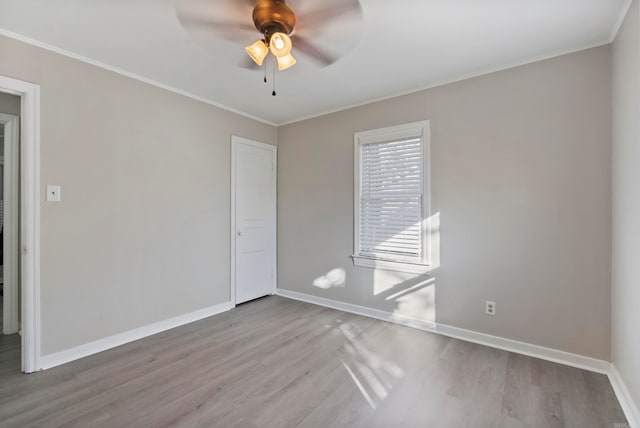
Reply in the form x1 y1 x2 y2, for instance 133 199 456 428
485 301 496 316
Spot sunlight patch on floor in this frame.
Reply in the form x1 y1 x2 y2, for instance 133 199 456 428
339 322 405 409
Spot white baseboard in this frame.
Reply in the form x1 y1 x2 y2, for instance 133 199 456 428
432 323 611 374
608 365 640 428
276 288 437 332
275 289 609 374
39 301 234 370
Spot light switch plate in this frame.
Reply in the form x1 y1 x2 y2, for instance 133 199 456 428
46 185 61 202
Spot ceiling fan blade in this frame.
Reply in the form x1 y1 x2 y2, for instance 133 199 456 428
296 0 362 30
230 0 260 16
177 0 254 16
177 14 256 42
291 35 338 66
178 13 255 33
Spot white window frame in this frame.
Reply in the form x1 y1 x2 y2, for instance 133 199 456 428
352 121 431 275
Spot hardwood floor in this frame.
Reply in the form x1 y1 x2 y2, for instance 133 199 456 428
0 296 628 427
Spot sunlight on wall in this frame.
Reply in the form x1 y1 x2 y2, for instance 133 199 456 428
373 270 399 295
365 211 439 326
312 268 346 289
427 212 440 270
385 277 435 301
393 279 436 323
372 212 440 296
372 273 437 328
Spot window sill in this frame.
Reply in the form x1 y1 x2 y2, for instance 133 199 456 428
351 256 431 275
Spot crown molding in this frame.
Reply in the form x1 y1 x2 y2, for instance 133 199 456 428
0 29 277 127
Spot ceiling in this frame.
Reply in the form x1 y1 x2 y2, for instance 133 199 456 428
0 0 630 125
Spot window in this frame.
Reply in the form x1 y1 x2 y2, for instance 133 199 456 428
353 121 430 274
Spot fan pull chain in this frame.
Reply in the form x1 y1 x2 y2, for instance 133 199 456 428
263 58 267 83
272 60 276 96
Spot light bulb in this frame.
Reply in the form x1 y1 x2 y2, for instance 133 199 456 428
273 35 285 50
269 32 292 58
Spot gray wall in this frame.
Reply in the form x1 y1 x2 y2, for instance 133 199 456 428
612 0 640 413
278 46 612 360
0 34 277 355
0 31 617 363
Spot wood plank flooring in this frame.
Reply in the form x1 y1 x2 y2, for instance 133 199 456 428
0 296 628 427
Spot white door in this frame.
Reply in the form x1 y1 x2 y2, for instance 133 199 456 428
231 136 276 305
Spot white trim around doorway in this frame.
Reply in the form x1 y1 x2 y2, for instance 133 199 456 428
0 75 41 373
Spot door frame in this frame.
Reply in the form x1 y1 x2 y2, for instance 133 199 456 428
0 113 20 336
0 75 41 373
230 135 277 306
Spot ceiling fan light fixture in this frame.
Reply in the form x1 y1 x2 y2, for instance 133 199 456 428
245 39 268 66
276 53 296 71
269 32 292 58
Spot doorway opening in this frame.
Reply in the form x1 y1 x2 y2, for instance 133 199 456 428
0 75 41 373
0 113 20 340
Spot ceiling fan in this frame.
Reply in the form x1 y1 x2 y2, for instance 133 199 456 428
177 0 363 71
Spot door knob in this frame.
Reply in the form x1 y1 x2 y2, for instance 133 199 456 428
237 231 242 236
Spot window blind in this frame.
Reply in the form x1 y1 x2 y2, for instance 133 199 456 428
358 136 424 263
